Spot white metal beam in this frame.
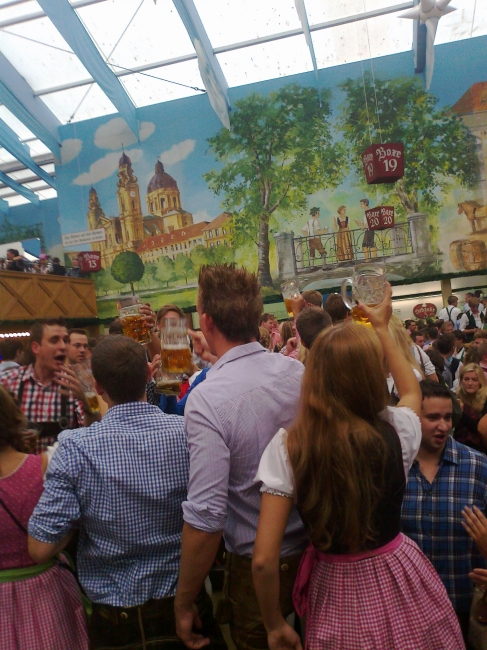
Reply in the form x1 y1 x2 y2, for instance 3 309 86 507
172 0 230 128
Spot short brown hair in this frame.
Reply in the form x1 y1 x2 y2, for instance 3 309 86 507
260 313 274 325
325 294 349 324
198 264 262 343
156 303 186 325
0 338 24 362
68 328 87 341
108 319 124 335
30 318 67 346
258 326 271 348
302 290 323 308
296 307 332 349
474 330 487 341
91 335 148 404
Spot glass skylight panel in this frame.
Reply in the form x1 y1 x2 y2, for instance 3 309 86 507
312 11 412 68
26 139 51 157
435 0 487 44
76 0 195 70
23 179 49 190
0 16 90 92
36 187 57 200
0 147 17 165
120 59 204 107
304 0 410 26
5 195 29 207
217 34 313 87
6 168 37 181
194 0 301 48
40 83 117 124
0 105 35 141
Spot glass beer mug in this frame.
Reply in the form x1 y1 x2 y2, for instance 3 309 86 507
341 263 387 325
117 295 151 345
156 319 192 396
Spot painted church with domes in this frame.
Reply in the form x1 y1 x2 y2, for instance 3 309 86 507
86 153 196 268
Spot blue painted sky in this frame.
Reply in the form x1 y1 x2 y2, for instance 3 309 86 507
56 35 487 246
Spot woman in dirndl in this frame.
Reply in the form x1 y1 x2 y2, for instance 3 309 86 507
252 284 464 650
0 385 89 650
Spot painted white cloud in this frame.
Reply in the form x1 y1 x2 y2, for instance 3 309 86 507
60 138 82 164
159 139 196 166
193 210 212 224
73 149 143 186
94 117 155 150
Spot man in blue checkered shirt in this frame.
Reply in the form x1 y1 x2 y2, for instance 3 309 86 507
402 380 487 638
27 335 222 649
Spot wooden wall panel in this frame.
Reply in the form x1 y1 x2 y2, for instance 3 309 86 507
0 272 98 321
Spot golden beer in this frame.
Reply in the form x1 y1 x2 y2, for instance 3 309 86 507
351 303 376 326
161 345 192 374
155 378 183 396
85 392 100 414
284 298 294 317
120 313 152 344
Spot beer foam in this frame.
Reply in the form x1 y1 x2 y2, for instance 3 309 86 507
161 344 189 350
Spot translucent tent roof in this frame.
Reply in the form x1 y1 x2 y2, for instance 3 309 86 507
0 0 486 206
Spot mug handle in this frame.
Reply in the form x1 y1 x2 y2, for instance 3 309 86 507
341 277 354 311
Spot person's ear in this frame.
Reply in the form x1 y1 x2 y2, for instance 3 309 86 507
31 341 40 356
200 312 214 333
94 379 105 397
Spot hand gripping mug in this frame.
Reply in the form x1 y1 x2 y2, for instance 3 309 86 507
117 295 151 345
156 319 192 395
341 263 387 325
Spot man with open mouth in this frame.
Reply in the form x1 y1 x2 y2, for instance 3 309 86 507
401 380 487 642
0 317 100 453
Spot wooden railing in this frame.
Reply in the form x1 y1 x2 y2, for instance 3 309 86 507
0 271 98 321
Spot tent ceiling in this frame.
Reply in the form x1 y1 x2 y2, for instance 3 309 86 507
0 0 485 207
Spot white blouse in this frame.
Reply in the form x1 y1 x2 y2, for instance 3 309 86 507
255 406 422 498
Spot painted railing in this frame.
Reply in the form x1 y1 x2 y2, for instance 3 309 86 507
293 222 413 271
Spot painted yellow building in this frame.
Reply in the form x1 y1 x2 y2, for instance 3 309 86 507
87 154 194 267
202 213 233 248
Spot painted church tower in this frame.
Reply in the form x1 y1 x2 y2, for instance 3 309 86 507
117 152 144 248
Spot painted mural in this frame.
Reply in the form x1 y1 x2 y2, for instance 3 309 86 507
55 36 487 319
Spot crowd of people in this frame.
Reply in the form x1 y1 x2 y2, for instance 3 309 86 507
0 248 83 277
1 267 487 650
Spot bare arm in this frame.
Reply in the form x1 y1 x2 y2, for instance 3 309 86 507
175 523 222 649
252 494 302 650
28 529 74 564
358 284 422 417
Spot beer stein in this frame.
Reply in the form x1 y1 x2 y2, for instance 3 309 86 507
157 320 192 395
341 263 387 325
71 360 100 414
117 295 151 345
281 280 300 317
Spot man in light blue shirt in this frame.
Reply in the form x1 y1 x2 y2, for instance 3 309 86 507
28 335 220 649
175 264 306 650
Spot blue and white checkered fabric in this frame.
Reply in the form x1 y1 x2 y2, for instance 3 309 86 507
29 402 189 607
402 436 487 613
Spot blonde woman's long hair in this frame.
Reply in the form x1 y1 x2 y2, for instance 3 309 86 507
388 314 424 378
457 363 487 412
287 322 390 554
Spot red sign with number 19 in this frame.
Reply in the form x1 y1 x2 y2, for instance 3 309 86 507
361 142 404 184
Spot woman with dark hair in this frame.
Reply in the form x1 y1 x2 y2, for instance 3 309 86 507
252 285 463 649
0 385 88 649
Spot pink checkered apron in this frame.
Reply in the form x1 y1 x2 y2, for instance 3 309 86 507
0 454 89 650
293 533 465 650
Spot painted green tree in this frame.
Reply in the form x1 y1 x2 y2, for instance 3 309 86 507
94 267 120 296
111 251 145 295
155 256 176 288
174 253 194 284
190 245 212 274
204 84 345 287
338 74 479 228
